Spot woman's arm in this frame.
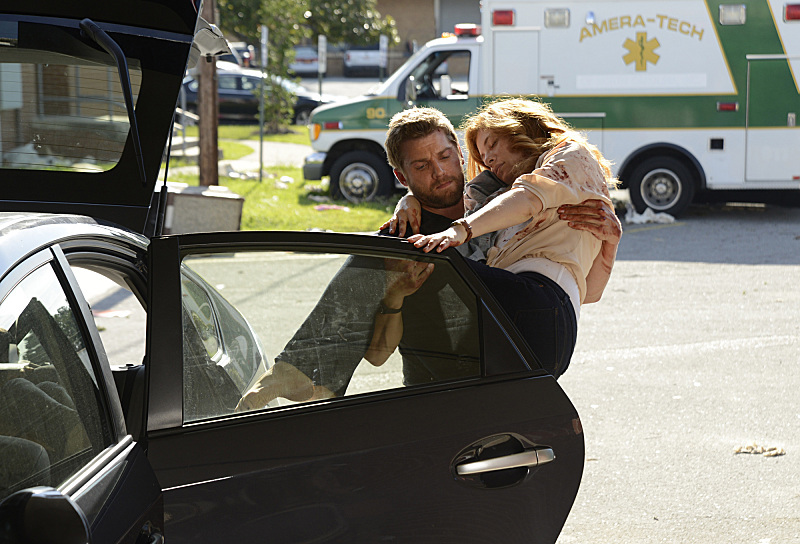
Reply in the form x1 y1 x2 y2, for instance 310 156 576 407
409 186 543 252
364 260 435 366
558 199 622 303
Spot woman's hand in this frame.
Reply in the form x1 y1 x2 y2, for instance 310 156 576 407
408 224 468 253
380 193 422 237
558 199 622 245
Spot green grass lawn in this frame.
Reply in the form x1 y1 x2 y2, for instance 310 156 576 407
165 140 254 168
180 124 311 146
225 167 398 233
164 125 398 232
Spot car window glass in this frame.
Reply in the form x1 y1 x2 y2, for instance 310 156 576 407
0 264 114 501
181 274 221 359
0 50 141 173
180 250 481 421
71 267 146 367
219 76 238 90
410 50 470 99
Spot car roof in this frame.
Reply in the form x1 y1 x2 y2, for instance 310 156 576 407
0 1 199 235
0 211 147 275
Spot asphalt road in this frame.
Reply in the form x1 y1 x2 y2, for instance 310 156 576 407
299 76 380 99
556 202 800 543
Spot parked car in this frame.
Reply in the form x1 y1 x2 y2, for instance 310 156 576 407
229 41 256 67
288 45 322 76
0 2 584 543
343 44 383 77
217 45 245 66
181 68 342 124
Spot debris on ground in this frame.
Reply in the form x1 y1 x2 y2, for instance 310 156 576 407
624 203 676 225
313 204 350 212
734 442 786 457
226 170 260 180
221 164 260 179
92 310 132 318
308 195 332 203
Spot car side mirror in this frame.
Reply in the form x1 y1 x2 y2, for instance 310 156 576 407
405 75 418 106
187 16 232 70
0 487 90 544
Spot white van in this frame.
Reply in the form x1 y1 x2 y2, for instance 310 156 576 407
304 0 800 215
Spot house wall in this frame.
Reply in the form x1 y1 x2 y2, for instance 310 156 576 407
438 0 481 35
379 0 437 51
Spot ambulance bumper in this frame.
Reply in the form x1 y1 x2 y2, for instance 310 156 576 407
303 152 326 180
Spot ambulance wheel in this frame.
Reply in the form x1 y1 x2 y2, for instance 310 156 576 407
628 157 695 217
330 151 393 203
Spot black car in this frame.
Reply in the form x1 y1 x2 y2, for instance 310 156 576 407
0 2 584 543
181 65 342 125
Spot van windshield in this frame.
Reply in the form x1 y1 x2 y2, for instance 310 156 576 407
368 44 439 95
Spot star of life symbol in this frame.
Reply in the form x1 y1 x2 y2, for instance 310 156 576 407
623 31 660 71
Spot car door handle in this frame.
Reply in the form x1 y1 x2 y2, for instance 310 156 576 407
456 448 555 476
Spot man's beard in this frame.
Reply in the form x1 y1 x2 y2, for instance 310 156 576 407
411 174 465 210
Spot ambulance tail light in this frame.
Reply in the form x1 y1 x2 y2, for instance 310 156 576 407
717 102 739 112
454 23 481 36
492 10 515 26
785 4 800 20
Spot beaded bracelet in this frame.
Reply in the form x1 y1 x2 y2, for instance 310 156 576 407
451 218 473 243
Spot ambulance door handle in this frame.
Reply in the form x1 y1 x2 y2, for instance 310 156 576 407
788 113 796 127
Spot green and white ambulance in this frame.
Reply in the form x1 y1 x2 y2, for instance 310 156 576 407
303 0 800 215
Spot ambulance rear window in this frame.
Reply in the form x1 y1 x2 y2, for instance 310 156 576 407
719 4 746 25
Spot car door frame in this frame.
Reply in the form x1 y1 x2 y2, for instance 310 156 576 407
145 230 584 543
0 242 164 544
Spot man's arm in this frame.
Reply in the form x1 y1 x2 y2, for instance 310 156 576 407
364 260 434 367
558 199 622 303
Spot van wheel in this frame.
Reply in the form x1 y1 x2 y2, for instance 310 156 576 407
628 157 695 217
330 151 393 203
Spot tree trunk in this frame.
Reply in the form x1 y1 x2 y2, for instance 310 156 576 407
198 0 219 186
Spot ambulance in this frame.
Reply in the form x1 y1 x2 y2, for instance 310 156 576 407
303 0 800 215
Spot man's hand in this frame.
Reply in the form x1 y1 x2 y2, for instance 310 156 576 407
558 199 622 245
383 259 435 306
380 193 422 237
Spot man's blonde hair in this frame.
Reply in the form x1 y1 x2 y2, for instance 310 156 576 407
385 108 459 172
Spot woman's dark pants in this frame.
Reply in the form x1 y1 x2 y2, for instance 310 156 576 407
466 259 577 378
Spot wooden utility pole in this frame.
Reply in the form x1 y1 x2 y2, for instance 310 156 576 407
198 0 219 186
